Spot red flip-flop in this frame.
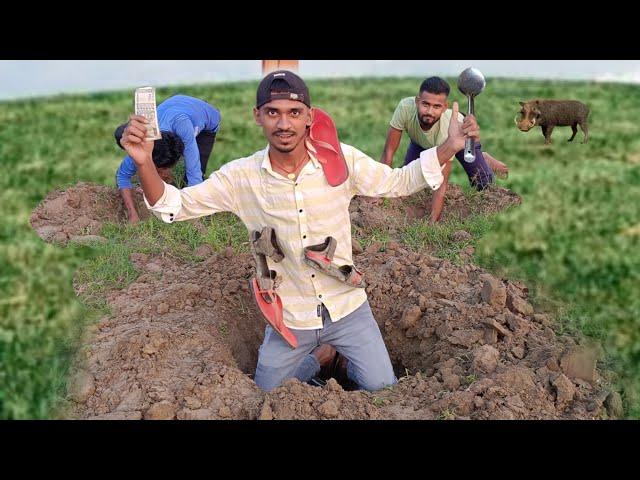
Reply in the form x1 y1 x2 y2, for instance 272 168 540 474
249 278 298 349
308 108 349 187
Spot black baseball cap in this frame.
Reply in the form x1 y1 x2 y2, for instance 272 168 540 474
256 70 311 108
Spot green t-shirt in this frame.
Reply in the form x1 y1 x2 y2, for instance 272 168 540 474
390 97 464 149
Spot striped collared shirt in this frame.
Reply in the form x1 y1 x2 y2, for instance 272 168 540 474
145 141 445 330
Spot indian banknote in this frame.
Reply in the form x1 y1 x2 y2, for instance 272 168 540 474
134 87 161 141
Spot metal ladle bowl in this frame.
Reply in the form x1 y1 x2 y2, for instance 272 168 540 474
457 68 486 162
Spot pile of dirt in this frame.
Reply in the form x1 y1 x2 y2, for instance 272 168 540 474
30 182 521 247
31 183 619 420
29 182 150 245
67 249 265 420
64 246 615 420
352 247 613 419
349 184 522 239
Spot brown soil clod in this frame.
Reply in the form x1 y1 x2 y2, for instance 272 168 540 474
30 182 150 245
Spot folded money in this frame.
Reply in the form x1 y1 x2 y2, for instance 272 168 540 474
134 87 162 141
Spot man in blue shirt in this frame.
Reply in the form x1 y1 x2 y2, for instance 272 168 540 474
114 94 221 222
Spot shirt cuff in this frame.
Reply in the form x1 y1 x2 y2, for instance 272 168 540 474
419 147 445 191
143 182 181 223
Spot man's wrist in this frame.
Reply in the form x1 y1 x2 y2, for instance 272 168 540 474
136 157 156 173
448 137 465 156
437 139 459 165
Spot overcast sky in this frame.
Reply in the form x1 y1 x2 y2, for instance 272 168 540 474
2 60 639 100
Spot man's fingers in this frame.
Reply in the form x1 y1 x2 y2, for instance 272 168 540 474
452 101 459 119
462 117 478 130
129 114 149 124
126 123 148 138
123 133 143 144
464 129 481 140
462 118 480 134
128 119 149 133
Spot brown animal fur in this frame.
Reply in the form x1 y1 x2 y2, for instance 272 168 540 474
516 100 590 144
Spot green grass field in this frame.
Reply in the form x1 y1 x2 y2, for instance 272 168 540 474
1 77 639 418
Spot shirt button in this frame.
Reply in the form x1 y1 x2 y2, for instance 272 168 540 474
299 209 303 213
318 294 322 298
303 235 307 239
311 274 315 278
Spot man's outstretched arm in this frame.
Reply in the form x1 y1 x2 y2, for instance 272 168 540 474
429 103 480 220
429 161 452 224
380 127 403 167
120 188 140 223
429 104 481 221
115 155 142 222
120 114 166 206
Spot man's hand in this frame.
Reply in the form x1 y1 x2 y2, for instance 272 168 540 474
447 102 481 153
380 127 403 167
483 152 509 179
429 160 452 224
121 114 154 167
120 187 141 224
128 210 141 224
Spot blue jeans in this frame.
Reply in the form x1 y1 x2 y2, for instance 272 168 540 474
404 140 494 190
254 300 397 392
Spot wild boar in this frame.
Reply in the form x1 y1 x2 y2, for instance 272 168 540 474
515 100 590 144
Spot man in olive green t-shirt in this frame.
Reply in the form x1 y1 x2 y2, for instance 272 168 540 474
380 77 509 224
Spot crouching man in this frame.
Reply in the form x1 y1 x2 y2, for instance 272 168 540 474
114 94 221 223
381 77 508 224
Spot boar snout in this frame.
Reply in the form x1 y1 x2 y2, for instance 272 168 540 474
516 114 537 132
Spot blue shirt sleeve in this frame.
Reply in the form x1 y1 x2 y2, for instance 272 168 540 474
174 117 204 186
116 155 138 189
209 106 221 133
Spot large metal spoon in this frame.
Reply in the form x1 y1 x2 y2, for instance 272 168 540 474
457 67 486 163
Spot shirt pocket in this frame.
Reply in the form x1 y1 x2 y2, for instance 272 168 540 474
261 174 295 215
